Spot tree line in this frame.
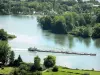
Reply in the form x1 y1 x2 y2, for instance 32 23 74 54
0 0 99 15
38 0 100 38
0 29 57 75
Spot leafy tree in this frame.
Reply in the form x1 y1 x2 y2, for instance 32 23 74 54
0 29 8 41
9 51 15 66
30 56 41 71
13 55 23 67
44 55 56 68
13 59 20 67
34 56 41 70
18 55 23 62
32 71 42 75
52 16 66 34
77 0 83 3
83 13 92 24
92 23 100 38
0 41 11 65
96 13 100 23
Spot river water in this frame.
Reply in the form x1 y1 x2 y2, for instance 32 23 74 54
0 15 100 70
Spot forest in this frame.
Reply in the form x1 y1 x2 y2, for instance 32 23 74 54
37 0 100 38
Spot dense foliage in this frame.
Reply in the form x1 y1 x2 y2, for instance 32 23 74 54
11 55 56 75
0 0 99 15
0 29 16 41
0 29 8 41
9 51 15 66
92 23 100 38
37 0 100 38
0 41 11 65
13 55 23 67
44 55 56 68
30 56 42 71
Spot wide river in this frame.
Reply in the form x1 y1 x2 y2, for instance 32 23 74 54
0 15 100 71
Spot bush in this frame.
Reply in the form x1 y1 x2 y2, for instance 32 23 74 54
19 64 29 71
92 23 100 38
82 73 90 75
13 59 20 67
52 66 58 72
30 65 37 72
70 26 92 38
33 71 42 75
44 55 56 68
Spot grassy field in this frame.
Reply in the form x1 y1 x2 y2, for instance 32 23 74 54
0 67 100 75
0 67 14 74
42 67 100 75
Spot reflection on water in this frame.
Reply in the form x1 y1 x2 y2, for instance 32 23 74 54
94 39 100 49
83 38 91 48
0 15 100 70
67 35 74 49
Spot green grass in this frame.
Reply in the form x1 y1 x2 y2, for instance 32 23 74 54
42 67 100 75
0 67 14 74
0 66 100 75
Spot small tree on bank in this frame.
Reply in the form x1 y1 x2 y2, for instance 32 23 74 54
9 51 15 66
44 55 56 68
30 56 41 71
18 55 23 62
34 56 41 70
13 55 23 67
0 41 11 65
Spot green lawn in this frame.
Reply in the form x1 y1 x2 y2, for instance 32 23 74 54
43 67 100 75
0 67 14 74
0 67 100 75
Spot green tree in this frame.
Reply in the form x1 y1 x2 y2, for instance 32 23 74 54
44 55 56 68
0 41 11 65
34 56 41 70
13 55 23 67
0 29 8 41
52 66 58 72
77 0 83 3
13 59 20 67
18 55 23 62
92 23 100 38
96 13 100 23
9 51 15 66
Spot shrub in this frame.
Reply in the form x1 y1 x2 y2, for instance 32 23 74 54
44 55 56 68
33 71 42 75
52 66 58 72
82 73 90 75
92 23 100 38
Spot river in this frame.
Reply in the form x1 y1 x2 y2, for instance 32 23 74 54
0 15 100 71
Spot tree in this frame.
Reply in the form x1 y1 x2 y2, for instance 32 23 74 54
13 55 23 67
0 29 8 41
18 55 23 62
52 16 67 34
9 51 15 66
13 59 20 67
0 41 11 65
34 56 41 70
77 0 83 3
44 55 56 68
92 23 100 38
96 13 100 23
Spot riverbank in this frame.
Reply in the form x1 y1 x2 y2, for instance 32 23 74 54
0 66 100 75
43 66 100 75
